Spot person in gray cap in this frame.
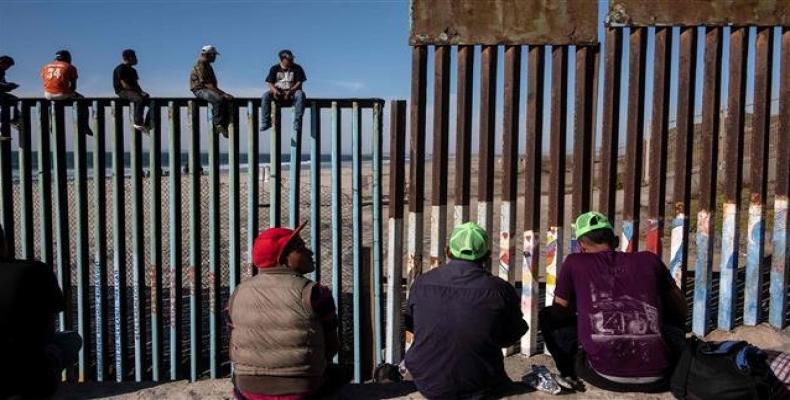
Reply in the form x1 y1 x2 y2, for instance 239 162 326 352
260 49 307 133
190 45 234 137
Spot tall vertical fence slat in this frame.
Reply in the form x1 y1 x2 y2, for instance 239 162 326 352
599 27 623 219
0 102 13 255
430 45 450 269
646 27 672 257
73 101 90 381
478 45 497 268
288 104 301 227
270 103 282 227
500 45 520 287
621 27 647 253
407 45 427 289
521 45 545 356
247 101 260 277
770 27 790 329
545 45 567 309
131 102 146 382
571 45 595 252
330 101 342 363
92 101 109 381
52 103 72 334
744 27 774 326
111 100 128 381
693 27 723 336
229 105 241 291
168 101 183 380
37 101 54 267
188 101 202 382
371 102 384 366
309 104 321 282
18 102 34 258
351 102 362 383
207 107 221 378
455 46 474 225
385 100 406 364
149 102 163 381
719 26 748 331
670 27 698 292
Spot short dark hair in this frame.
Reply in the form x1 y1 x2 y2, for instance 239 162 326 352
579 227 618 249
122 49 136 59
0 56 14 66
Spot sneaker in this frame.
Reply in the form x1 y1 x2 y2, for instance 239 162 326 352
10 118 23 132
216 125 229 138
133 124 150 134
259 122 272 132
555 375 585 392
523 365 561 395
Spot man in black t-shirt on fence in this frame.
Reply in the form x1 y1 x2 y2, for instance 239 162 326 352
113 49 150 133
260 49 307 134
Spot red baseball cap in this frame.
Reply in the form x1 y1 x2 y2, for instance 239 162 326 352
252 221 307 269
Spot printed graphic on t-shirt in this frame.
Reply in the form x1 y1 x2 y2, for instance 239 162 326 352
275 70 295 90
588 282 660 342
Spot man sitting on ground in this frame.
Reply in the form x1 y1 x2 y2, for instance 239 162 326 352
113 49 150 133
404 222 528 399
40 50 92 135
190 45 233 137
0 224 82 399
260 49 307 133
540 211 687 393
228 222 347 400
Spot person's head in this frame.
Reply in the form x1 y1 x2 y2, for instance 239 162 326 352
278 49 294 68
574 211 618 253
200 45 219 63
55 49 72 63
0 55 14 71
446 222 490 265
252 221 315 274
122 49 137 65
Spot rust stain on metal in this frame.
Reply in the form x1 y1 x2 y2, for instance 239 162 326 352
610 0 790 26
410 0 597 45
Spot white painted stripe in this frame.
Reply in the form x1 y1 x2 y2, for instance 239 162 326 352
385 217 403 364
498 201 515 283
429 205 447 269
454 204 469 227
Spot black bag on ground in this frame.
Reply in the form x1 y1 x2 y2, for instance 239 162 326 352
670 336 773 400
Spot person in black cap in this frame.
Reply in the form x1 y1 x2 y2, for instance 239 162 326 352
260 49 307 133
0 223 82 399
113 49 151 133
0 55 22 131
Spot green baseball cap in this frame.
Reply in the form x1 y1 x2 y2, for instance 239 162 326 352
574 211 614 239
448 222 489 261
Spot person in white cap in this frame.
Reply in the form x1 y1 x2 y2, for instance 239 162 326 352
190 45 233 137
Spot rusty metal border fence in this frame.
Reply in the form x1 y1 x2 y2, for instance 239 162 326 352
390 5 790 363
0 97 401 384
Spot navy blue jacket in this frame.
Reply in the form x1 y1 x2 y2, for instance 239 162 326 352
404 259 528 399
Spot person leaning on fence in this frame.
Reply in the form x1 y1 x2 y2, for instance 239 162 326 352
0 55 23 131
114 49 151 133
404 222 529 399
190 45 233 138
260 49 306 134
539 211 687 393
0 224 83 399
40 49 93 135
227 222 349 400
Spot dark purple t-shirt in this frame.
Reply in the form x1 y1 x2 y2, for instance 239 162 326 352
555 251 674 378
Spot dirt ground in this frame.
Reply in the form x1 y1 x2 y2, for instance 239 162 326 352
55 324 790 400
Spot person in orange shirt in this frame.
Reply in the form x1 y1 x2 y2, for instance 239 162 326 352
40 50 91 135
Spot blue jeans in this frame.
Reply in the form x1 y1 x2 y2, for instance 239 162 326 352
194 89 230 128
261 89 306 132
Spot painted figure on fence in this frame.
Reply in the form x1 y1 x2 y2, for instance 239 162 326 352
260 49 307 133
404 222 528 399
540 211 687 393
114 49 151 133
228 222 348 400
0 224 83 399
190 45 234 138
40 50 92 135
0 55 22 131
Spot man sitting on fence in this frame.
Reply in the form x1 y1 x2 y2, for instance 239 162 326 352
404 222 528 399
540 211 687 393
0 224 83 399
0 55 22 131
228 222 347 400
260 49 307 134
114 49 151 133
40 49 92 135
190 45 233 138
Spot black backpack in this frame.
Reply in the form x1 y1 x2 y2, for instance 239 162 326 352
670 336 774 400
